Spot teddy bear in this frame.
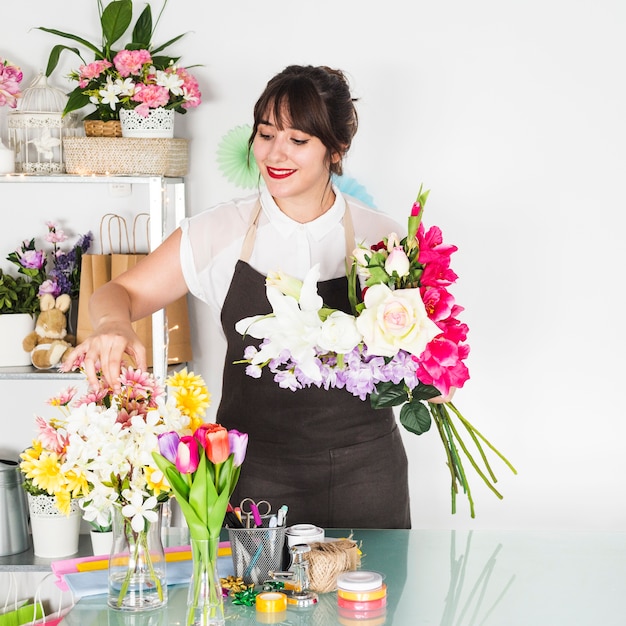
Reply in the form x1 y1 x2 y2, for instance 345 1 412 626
22 293 75 370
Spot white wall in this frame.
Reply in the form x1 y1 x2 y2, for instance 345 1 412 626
1 0 625 532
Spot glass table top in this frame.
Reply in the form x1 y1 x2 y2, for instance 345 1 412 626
58 528 626 625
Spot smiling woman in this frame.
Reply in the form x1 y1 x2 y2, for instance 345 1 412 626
64 64 412 530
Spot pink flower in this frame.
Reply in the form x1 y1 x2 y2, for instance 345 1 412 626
195 423 230 464
113 49 152 77
20 249 45 270
228 430 249 467
0 58 23 108
415 336 470 397
35 416 67 455
131 83 170 112
177 67 202 109
175 436 200 473
78 60 112 88
421 286 455 322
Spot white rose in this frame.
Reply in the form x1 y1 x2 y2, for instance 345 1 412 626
318 311 362 354
356 283 441 358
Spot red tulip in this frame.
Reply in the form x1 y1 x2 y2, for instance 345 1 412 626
195 423 230 464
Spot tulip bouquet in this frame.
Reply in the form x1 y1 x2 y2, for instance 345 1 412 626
236 186 516 517
153 424 248 625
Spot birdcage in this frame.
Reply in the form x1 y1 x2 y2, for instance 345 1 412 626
7 73 78 174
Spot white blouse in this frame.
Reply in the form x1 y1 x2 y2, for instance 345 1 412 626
179 185 403 327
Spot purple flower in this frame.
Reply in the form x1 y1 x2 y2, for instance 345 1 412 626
228 430 248 467
20 249 45 270
157 431 180 464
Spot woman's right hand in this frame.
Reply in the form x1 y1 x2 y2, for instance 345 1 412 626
61 321 148 392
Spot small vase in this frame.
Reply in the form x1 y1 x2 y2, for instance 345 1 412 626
186 536 225 626
27 494 81 558
90 529 114 555
108 504 167 611
0 313 35 367
119 108 175 138
0 139 15 174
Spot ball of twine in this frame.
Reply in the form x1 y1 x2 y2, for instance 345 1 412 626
304 539 361 593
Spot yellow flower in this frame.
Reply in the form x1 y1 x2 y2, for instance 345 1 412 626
145 466 170 497
21 451 64 494
65 469 89 499
166 368 205 391
174 386 211 421
55 488 73 516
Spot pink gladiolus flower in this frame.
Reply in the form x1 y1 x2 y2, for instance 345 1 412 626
228 430 249 467
421 286 455 322
410 201 421 217
416 336 470 397
176 436 200 473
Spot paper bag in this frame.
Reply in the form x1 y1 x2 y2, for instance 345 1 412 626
76 213 192 368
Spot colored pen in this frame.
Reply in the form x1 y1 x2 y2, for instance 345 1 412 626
250 502 262 528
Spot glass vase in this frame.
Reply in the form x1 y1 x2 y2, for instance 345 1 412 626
108 504 167 611
186 536 225 626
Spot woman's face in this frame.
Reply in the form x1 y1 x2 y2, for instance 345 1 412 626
252 110 336 219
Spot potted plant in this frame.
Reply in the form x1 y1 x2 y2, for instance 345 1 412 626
0 225 92 367
37 0 201 135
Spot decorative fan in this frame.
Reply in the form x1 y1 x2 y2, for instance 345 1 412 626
333 174 376 209
216 124 260 189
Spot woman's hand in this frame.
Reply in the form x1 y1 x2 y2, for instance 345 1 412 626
428 387 456 404
61 322 147 392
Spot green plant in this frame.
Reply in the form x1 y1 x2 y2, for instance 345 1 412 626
0 270 40 316
37 0 190 121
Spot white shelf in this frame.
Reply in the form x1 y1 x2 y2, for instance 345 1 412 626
0 174 186 382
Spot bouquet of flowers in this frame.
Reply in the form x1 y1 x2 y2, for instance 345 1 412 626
2 223 92 316
21 364 211 608
0 57 23 108
236 186 516 517
38 0 201 121
153 423 248 625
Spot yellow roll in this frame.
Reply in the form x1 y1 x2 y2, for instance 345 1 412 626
256 592 288 613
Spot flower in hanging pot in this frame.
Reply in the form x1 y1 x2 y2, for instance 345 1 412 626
37 0 201 122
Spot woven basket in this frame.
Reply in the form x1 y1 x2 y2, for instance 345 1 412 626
63 137 188 176
83 120 123 137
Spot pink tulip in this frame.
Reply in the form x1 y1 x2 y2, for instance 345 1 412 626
176 436 200 474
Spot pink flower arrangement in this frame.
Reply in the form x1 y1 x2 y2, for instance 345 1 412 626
0 57 23 108
236 185 516 517
72 48 201 119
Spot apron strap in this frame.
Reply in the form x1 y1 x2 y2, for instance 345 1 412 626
239 200 263 263
238 196 356 268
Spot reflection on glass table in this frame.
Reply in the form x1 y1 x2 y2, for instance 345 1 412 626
58 528 626 626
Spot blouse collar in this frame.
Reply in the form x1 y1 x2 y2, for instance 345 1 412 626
260 185 345 241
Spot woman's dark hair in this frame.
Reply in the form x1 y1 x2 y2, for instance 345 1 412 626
248 65 358 176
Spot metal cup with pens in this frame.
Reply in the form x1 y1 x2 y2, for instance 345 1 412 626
227 498 288 585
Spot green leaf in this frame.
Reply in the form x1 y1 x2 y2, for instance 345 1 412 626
370 381 410 408
131 4 152 47
399 401 432 435
45 44 81 77
347 262 359 316
62 88 92 117
36 27 103 60
365 266 391 286
152 33 188 55
411 382 444 402
101 0 133 50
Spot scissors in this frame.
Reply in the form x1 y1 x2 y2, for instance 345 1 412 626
239 498 271 528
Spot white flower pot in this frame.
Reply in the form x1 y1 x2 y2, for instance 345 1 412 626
120 108 175 138
0 313 35 367
90 529 114 556
27 494 81 558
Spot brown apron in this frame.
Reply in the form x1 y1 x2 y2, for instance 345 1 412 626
217 200 411 528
